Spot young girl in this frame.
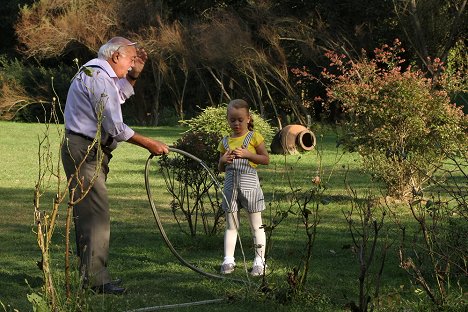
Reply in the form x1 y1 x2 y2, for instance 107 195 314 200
218 99 269 276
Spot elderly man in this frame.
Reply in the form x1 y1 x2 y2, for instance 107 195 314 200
61 37 168 294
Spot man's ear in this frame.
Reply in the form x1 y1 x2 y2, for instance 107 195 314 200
111 52 119 64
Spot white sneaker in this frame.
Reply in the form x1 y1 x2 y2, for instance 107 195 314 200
220 263 235 274
250 265 266 276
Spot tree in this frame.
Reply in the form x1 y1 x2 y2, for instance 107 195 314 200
8 0 467 126
12 1 317 125
393 0 467 76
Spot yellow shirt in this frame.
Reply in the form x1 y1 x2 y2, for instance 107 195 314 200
217 131 264 168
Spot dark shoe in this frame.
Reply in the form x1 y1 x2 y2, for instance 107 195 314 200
112 278 122 285
92 282 126 295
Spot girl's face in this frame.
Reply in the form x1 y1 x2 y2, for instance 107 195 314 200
227 107 250 136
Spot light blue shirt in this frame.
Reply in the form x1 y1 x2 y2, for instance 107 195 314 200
64 58 135 148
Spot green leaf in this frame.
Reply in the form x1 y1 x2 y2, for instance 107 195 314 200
27 293 50 312
82 67 94 77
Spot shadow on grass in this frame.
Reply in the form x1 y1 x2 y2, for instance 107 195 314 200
0 176 413 311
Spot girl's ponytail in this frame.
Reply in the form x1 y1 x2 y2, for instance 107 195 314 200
248 116 254 131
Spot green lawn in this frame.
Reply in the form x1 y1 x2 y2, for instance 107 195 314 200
0 121 465 311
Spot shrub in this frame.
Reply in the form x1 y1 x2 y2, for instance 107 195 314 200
399 188 468 307
158 130 224 236
180 105 276 146
322 39 467 199
172 130 221 171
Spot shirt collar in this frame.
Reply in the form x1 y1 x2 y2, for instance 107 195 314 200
83 58 118 79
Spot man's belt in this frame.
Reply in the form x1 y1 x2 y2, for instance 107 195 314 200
65 129 113 147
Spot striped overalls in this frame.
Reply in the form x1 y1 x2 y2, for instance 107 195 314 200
222 131 266 213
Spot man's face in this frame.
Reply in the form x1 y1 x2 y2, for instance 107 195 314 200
113 46 137 78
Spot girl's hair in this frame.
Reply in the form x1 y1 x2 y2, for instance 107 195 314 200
228 99 254 130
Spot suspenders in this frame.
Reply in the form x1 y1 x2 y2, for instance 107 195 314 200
222 131 255 172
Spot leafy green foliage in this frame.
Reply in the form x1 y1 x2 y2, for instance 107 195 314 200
26 293 49 312
180 105 276 146
323 40 467 198
445 39 468 113
173 130 221 171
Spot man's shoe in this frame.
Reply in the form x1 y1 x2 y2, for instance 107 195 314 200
92 282 126 295
112 278 122 285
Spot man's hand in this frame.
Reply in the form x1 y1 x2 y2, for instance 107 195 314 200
127 132 169 155
129 48 148 78
147 139 169 155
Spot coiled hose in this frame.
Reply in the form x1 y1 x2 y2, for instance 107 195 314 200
144 147 251 284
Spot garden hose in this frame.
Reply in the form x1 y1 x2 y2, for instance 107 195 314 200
126 298 226 312
144 147 251 285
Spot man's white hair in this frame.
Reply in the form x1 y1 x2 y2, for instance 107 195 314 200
98 37 136 60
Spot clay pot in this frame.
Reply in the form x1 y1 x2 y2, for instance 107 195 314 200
270 124 316 154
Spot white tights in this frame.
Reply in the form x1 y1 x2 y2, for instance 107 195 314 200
222 211 266 267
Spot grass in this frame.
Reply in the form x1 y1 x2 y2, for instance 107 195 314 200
0 121 465 311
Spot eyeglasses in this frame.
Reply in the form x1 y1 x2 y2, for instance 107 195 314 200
118 52 137 63
116 44 137 63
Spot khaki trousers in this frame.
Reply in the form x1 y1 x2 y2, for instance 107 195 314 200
61 133 112 287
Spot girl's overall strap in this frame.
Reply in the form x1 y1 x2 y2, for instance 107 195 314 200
223 131 254 151
222 136 230 150
241 131 254 148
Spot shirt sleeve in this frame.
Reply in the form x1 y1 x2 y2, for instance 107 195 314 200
116 78 135 102
217 140 225 153
252 132 265 148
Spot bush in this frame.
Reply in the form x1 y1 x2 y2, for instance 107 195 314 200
323 40 467 198
180 105 276 146
172 130 221 171
158 130 224 236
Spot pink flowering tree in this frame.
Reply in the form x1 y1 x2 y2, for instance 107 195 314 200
322 39 467 198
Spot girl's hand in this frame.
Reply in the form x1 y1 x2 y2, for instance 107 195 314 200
221 149 234 164
232 147 251 159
